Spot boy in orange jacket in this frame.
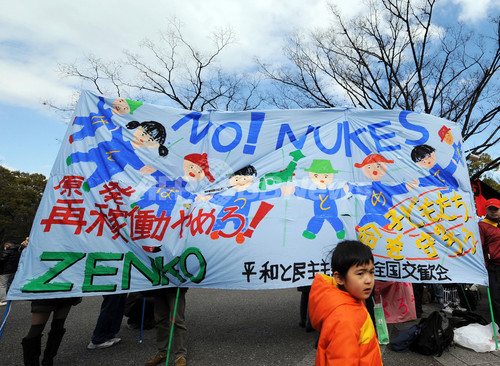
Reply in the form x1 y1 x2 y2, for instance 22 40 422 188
309 240 382 365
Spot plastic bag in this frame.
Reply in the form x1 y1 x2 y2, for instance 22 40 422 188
373 293 389 344
454 323 499 352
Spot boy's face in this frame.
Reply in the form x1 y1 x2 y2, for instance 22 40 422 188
361 162 387 181
416 152 436 169
443 131 453 145
132 127 159 149
229 174 253 191
486 206 500 221
309 172 333 188
336 261 375 301
183 160 205 181
112 97 131 115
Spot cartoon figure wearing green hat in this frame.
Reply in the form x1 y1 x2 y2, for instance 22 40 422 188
69 96 143 144
292 159 348 240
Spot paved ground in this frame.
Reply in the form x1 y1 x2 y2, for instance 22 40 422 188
1 286 500 365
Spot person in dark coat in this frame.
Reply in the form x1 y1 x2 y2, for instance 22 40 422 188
0 240 21 305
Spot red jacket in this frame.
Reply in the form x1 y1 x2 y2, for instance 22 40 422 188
479 218 500 265
308 273 382 366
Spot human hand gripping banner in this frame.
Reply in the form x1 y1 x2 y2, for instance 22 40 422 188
7 90 488 300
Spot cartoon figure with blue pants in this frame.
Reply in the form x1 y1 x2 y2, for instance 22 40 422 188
209 165 291 244
69 96 142 144
350 154 417 231
411 144 460 192
439 125 465 167
66 120 168 192
293 159 348 240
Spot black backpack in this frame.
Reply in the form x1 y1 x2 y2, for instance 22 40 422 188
389 324 422 352
410 311 454 356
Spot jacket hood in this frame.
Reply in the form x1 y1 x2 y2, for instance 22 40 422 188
308 273 360 332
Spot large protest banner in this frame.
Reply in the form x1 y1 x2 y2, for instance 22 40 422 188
8 90 487 300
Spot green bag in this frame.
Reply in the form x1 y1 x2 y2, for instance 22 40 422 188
374 303 390 344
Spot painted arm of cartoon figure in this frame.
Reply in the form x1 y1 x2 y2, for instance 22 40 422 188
405 178 419 191
140 165 157 175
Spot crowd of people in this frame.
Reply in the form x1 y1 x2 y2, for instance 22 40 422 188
1 197 499 365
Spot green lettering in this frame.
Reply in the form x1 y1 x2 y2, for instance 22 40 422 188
180 247 206 283
21 252 85 293
82 252 123 292
121 252 161 289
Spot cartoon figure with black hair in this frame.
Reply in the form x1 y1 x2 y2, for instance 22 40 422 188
293 159 348 240
411 144 459 192
66 120 168 192
209 165 291 244
69 96 143 144
438 125 465 167
350 154 418 230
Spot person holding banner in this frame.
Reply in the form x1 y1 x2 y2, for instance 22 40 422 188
145 288 188 366
479 198 500 325
20 238 82 366
308 240 382 365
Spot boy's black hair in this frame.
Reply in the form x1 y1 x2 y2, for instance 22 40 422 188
230 165 257 178
126 120 169 157
411 144 435 163
330 240 374 279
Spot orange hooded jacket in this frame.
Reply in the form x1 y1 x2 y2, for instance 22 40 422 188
308 273 382 366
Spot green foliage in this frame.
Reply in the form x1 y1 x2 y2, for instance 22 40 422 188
0 166 47 244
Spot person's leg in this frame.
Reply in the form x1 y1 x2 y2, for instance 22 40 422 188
168 290 187 360
41 306 72 366
90 294 127 344
22 312 51 366
412 283 423 318
0 273 9 302
154 290 171 355
488 268 500 326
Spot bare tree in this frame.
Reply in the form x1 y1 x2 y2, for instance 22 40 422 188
259 0 500 179
56 19 263 113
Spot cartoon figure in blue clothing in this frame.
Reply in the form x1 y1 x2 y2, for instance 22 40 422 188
132 152 215 217
69 96 143 144
209 165 291 244
350 154 418 231
439 125 465 167
131 153 214 252
66 120 168 192
411 144 459 192
293 159 348 240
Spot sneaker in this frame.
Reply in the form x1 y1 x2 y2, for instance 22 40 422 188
87 337 121 350
145 353 167 366
0 301 7 306
442 306 453 314
175 356 187 366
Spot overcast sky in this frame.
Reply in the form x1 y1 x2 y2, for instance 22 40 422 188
0 0 499 177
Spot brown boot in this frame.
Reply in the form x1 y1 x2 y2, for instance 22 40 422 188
144 353 167 366
175 356 187 366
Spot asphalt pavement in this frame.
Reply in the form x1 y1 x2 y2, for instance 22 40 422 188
1 287 500 365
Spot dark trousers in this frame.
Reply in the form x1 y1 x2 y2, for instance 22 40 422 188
91 294 127 344
488 264 500 326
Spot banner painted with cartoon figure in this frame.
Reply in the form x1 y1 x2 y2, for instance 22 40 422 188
7 90 488 299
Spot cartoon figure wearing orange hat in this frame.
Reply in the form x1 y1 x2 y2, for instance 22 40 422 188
438 125 465 167
350 154 418 230
131 153 214 252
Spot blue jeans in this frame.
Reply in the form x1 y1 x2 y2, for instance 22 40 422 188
91 294 127 344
